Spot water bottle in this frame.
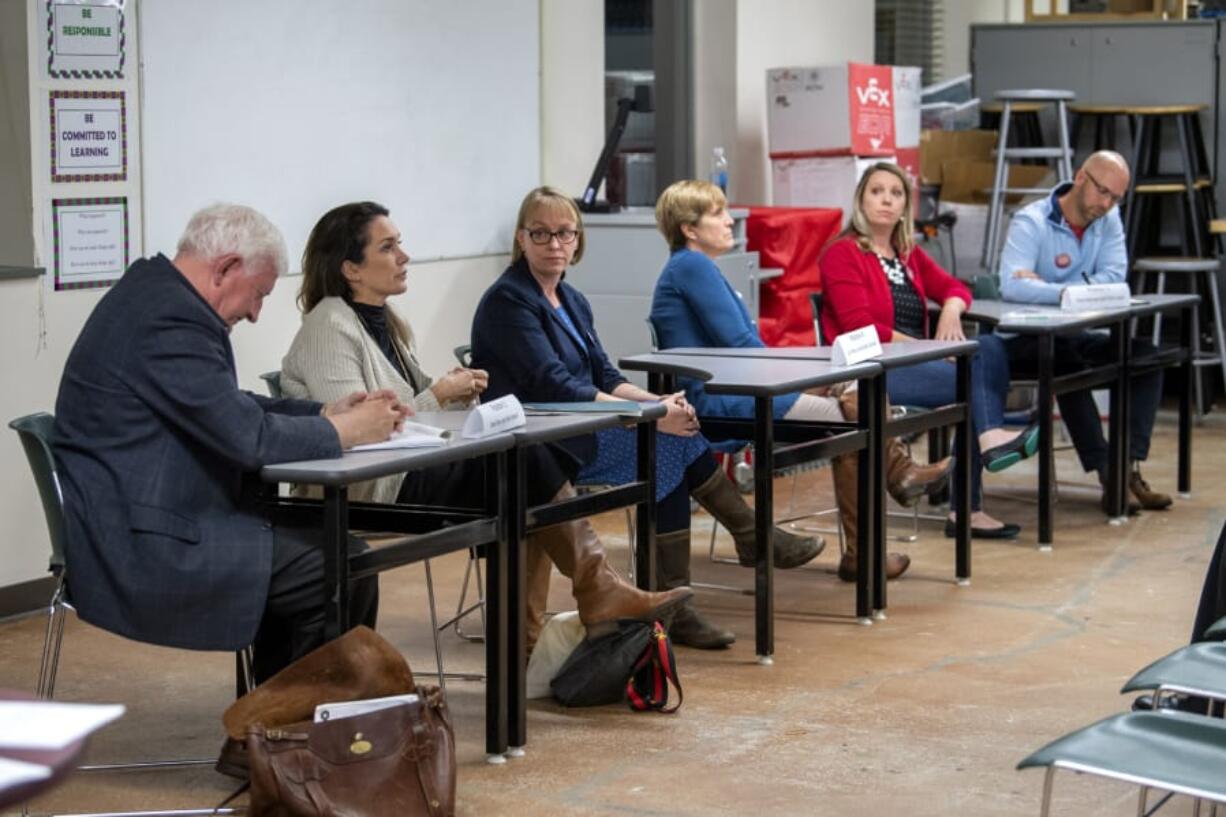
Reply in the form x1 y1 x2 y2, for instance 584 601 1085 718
709 147 729 195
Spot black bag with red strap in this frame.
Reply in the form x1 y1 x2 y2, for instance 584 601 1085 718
550 620 682 712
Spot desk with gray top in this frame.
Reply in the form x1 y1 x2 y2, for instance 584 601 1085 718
619 353 882 660
967 294 1199 546
651 341 978 597
262 406 666 761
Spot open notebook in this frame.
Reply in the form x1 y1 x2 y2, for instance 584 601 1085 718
348 421 451 452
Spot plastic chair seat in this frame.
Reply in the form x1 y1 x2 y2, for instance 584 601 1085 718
1018 711 1226 805
1122 642 1226 702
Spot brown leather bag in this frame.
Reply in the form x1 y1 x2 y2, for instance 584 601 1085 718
245 684 455 817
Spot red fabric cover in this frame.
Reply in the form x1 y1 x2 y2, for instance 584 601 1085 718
819 236 972 343
742 206 843 347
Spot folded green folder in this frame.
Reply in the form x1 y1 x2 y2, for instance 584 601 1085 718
522 401 646 415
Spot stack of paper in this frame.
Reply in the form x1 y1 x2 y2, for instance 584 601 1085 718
0 701 124 791
348 421 450 452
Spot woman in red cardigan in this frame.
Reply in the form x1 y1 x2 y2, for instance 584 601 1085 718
821 161 1036 539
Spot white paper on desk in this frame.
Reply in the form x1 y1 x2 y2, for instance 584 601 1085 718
462 394 526 439
348 421 450 452
0 756 51 789
830 325 882 366
1060 282 1131 312
315 693 418 723
0 701 125 750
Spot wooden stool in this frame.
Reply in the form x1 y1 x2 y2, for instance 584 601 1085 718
1132 256 1225 417
1123 104 1215 261
1068 103 1135 165
982 89 1075 271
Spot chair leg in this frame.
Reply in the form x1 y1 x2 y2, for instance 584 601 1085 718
1136 786 1148 817
36 581 68 701
1039 766 1056 817
423 559 447 694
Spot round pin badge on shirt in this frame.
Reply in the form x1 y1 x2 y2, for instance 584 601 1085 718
1055 253 1072 269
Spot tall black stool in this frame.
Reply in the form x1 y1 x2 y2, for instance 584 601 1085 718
1068 103 1134 165
981 101 1046 165
1123 104 1215 261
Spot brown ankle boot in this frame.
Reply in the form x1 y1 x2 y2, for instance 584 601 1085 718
830 450 911 582
523 537 554 655
690 468 824 569
532 484 692 628
836 387 951 508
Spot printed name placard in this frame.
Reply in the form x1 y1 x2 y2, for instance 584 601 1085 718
51 197 128 290
462 394 526 439
47 1 126 79
830 325 883 367
50 90 126 182
1060 282 1131 313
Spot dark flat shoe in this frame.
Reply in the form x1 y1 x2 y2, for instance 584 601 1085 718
944 519 1021 540
982 424 1040 474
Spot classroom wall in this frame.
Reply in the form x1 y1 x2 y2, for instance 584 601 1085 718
0 0 604 599
941 0 1020 81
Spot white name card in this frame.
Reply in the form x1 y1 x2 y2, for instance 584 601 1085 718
830 325 883 367
461 394 526 439
1060 282 1131 312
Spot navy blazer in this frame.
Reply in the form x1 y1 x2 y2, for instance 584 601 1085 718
471 259 627 464
53 254 339 651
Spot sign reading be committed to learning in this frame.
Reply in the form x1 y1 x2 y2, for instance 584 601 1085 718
47 1 126 79
49 91 126 182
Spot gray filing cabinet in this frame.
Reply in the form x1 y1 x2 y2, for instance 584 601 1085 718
569 208 777 386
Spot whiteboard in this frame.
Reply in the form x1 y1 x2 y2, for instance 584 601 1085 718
139 0 540 266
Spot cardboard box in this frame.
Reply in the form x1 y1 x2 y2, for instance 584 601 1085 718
766 62 921 156
920 129 1053 205
771 154 894 219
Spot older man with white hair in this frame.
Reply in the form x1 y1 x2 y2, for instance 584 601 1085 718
997 151 1170 513
53 203 407 684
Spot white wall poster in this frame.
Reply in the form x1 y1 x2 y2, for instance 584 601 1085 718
46 0 126 79
49 91 127 182
52 197 129 290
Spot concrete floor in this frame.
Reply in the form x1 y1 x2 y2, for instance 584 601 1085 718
3 408 1223 816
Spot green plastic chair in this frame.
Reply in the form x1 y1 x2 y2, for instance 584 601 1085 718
1018 711 1226 816
259 369 283 399
1122 642 1226 709
1205 614 1226 642
9 412 248 816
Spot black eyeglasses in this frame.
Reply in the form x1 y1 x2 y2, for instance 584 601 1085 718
523 228 579 245
1083 169 1125 205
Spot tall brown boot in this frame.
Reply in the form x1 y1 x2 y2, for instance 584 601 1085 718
523 538 554 655
655 528 736 649
532 484 692 630
830 449 911 583
836 388 952 508
690 468 824 569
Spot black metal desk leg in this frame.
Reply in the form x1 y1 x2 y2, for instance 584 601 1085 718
484 452 510 763
753 396 775 663
635 420 658 592
322 485 350 641
505 449 527 756
870 376 888 617
1178 304 1194 496
955 356 972 584
855 381 876 625
1106 321 1128 524
1037 335 1055 548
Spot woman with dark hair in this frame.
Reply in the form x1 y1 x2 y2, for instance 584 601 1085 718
820 162 1035 540
471 187 825 650
281 201 690 651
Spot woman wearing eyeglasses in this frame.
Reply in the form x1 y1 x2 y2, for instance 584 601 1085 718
280 201 691 653
471 186 824 650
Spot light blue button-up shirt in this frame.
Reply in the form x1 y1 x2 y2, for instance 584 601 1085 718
997 182 1128 304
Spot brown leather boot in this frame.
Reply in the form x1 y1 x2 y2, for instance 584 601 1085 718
655 528 736 649
532 484 692 630
690 468 824 569
523 537 554 656
830 450 911 583
836 387 951 508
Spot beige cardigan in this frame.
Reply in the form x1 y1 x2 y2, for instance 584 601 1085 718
281 296 447 503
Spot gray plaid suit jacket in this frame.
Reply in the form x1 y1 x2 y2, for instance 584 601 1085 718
53 254 339 651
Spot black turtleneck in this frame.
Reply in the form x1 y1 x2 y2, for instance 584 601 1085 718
349 299 409 384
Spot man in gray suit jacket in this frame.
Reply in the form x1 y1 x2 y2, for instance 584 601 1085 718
53 203 406 682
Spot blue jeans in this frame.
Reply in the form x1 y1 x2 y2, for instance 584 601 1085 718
884 334 1011 511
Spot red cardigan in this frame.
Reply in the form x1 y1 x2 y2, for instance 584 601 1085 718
819 236 972 343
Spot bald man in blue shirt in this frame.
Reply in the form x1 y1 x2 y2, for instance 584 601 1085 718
996 151 1171 512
